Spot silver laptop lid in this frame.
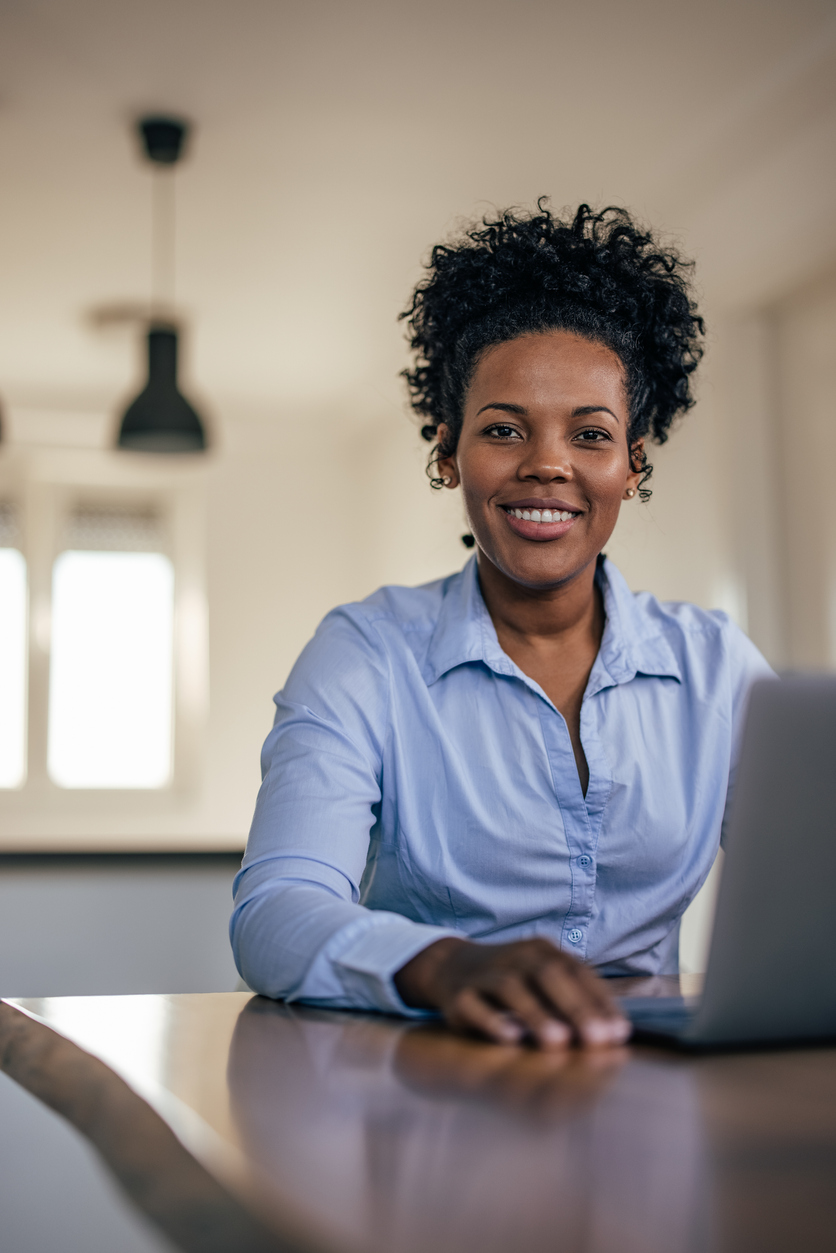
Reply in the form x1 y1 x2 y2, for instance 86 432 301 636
691 675 836 1044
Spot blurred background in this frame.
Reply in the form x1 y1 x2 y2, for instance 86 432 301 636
1 0 835 993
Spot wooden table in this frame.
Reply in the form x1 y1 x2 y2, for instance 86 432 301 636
2 981 836 1253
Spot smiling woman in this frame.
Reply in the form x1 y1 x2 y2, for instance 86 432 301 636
434 331 642 795
231 202 773 1050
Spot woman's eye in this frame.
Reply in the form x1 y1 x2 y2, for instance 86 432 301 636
575 428 611 443
484 424 521 439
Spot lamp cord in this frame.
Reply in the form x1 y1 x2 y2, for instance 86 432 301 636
151 165 176 323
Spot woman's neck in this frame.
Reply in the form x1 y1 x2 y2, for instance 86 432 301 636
476 552 603 652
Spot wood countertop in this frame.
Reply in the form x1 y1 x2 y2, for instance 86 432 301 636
2 979 836 1253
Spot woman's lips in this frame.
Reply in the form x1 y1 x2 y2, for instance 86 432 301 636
502 506 579 541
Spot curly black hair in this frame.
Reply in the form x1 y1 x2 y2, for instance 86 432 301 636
400 201 705 501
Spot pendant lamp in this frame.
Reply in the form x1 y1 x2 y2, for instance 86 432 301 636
117 117 207 452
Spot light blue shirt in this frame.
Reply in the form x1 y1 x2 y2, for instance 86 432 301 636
231 556 773 1015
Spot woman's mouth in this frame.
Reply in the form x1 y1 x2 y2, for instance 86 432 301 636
504 507 576 523
501 504 581 541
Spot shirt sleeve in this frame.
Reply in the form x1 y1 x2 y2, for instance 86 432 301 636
229 607 458 1015
719 616 777 847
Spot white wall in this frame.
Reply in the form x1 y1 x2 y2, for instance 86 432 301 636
776 272 836 669
0 856 240 997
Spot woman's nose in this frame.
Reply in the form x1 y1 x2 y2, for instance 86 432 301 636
517 439 573 482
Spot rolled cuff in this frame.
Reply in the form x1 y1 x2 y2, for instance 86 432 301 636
298 910 460 1017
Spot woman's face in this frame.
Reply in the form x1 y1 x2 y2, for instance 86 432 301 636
437 330 641 592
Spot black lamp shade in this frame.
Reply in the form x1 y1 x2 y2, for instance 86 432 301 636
139 118 188 165
118 327 207 453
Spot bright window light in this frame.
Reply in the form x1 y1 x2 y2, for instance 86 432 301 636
48 551 174 788
0 548 27 788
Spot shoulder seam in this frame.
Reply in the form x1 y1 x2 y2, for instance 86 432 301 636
332 603 438 634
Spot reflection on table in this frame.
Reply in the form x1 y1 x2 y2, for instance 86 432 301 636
2 983 835 1253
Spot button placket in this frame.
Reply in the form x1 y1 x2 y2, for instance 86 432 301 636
534 698 595 959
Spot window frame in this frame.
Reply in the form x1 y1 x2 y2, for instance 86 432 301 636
0 444 209 828
0 543 28 789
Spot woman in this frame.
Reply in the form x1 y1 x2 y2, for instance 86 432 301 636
231 203 773 1049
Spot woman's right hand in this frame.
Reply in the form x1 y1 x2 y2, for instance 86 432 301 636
394 936 631 1049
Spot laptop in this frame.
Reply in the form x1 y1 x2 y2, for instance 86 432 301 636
622 675 836 1049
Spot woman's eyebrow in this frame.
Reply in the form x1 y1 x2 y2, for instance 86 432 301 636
476 401 621 422
574 404 620 422
475 402 527 416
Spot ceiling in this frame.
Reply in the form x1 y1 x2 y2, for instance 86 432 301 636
1 0 835 423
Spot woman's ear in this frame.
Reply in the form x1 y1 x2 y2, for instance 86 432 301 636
625 438 644 499
435 423 459 489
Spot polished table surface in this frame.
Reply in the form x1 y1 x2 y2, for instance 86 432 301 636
2 979 836 1253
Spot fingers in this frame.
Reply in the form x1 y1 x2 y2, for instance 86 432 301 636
430 936 632 1050
485 975 572 1049
557 955 627 1025
535 959 630 1047
443 972 575 1050
445 987 526 1045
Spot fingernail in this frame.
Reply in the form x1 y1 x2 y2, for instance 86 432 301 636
542 1021 571 1046
611 1016 632 1042
583 1017 630 1045
497 1020 523 1042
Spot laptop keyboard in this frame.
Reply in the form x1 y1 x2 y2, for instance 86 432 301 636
620 995 697 1033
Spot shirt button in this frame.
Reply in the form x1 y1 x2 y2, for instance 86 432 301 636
567 928 583 944
578 855 592 867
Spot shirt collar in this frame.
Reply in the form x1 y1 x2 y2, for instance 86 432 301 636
423 554 682 692
422 556 509 686
591 557 682 692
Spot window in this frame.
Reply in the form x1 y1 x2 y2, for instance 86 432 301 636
47 508 175 789
0 447 208 831
0 503 27 789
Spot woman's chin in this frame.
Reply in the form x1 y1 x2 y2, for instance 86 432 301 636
478 541 596 593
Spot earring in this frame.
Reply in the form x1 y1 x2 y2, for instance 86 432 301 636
442 476 452 486
625 488 636 498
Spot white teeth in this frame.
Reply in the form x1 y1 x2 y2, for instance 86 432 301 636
507 507 578 523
